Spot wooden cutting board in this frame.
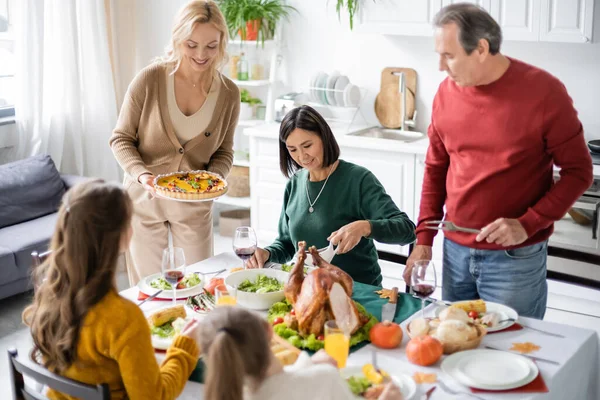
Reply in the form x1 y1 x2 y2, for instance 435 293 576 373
375 67 417 129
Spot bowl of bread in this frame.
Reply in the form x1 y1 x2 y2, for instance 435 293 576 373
407 306 487 354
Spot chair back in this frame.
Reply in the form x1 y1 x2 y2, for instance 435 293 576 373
8 348 110 400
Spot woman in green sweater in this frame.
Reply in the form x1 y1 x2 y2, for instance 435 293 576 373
247 105 416 285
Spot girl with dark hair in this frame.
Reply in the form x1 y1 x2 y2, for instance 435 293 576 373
23 180 201 400
248 105 416 285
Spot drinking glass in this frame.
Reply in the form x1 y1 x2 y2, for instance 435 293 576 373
324 320 350 368
161 247 186 306
411 260 437 318
215 284 237 306
232 226 257 269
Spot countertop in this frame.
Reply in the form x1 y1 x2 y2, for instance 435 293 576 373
244 122 600 177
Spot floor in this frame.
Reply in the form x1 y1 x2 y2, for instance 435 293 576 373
0 233 235 397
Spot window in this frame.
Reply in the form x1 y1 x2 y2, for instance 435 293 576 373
0 0 15 118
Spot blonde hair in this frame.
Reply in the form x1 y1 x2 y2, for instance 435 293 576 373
160 1 229 82
23 180 133 373
200 307 271 400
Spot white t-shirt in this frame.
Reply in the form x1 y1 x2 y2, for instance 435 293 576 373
246 353 355 400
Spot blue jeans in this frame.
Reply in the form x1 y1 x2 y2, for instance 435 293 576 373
442 238 548 319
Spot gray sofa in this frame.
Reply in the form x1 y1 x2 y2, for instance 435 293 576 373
0 155 89 300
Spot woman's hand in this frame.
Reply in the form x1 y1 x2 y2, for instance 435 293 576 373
379 382 404 400
328 221 372 255
247 248 269 269
180 319 202 358
138 173 156 196
310 349 338 368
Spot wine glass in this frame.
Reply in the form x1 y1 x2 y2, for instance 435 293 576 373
161 247 186 305
411 260 437 318
232 226 257 269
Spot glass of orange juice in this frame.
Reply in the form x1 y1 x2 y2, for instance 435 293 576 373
215 284 237 306
324 320 350 368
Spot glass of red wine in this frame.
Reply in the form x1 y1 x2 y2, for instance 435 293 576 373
161 247 186 305
411 260 437 318
233 226 257 269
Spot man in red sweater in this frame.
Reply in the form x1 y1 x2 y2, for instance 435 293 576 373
403 4 593 319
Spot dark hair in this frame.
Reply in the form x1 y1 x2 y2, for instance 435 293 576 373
23 180 133 373
278 105 340 178
434 3 502 55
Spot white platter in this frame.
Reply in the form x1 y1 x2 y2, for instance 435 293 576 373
441 349 539 391
138 272 205 300
435 301 519 332
148 305 199 350
340 366 416 400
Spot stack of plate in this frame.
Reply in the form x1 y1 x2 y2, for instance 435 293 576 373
309 71 361 108
441 349 539 390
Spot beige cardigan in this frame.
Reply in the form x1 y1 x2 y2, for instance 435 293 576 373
110 63 240 183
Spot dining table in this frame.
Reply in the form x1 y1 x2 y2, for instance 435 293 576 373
121 252 600 400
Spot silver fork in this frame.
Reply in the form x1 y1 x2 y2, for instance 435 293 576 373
425 220 482 234
437 380 486 400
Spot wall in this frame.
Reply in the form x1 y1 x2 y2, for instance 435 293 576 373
116 0 600 140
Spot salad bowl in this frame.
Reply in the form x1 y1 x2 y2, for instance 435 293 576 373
225 269 290 310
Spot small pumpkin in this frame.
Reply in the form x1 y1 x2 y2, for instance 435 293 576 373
370 320 403 349
406 336 443 366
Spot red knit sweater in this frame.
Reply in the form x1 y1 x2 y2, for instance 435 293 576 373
416 57 593 249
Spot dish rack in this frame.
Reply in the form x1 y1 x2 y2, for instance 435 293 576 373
302 86 370 134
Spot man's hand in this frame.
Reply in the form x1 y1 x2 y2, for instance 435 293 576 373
247 248 269 269
403 245 432 286
476 218 528 247
328 220 371 255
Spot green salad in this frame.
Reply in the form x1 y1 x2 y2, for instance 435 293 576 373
238 274 284 294
150 273 201 290
150 318 186 338
281 262 309 274
347 375 372 396
267 300 378 351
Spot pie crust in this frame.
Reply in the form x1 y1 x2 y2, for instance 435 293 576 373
153 170 228 201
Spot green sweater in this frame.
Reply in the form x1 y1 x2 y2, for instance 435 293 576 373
265 160 416 286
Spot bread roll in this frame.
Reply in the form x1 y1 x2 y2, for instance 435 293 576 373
434 320 478 343
408 318 430 337
148 305 186 327
439 307 470 323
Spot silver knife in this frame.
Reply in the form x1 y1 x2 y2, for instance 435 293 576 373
137 289 163 306
519 323 566 338
484 345 560 365
381 287 399 322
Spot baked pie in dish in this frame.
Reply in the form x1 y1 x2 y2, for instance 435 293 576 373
153 170 228 201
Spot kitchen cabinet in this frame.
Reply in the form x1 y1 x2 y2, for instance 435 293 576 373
540 0 594 43
358 0 594 43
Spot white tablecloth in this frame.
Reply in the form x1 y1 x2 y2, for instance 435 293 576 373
121 252 600 400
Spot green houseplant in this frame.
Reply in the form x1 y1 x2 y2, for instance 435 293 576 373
218 0 297 46
335 0 374 30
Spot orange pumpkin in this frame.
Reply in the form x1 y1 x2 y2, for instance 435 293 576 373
406 336 443 366
370 321 403 349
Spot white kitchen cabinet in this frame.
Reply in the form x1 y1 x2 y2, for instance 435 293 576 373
539 0 595 43
358 0 444 36
489 0 542 41
443 0 491 9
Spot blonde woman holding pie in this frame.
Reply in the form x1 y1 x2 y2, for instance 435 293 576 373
110 1 240 285
247 106 416 286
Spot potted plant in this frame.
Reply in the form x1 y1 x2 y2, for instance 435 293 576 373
335 0 375 30
239 89 262 120
218 0 297 46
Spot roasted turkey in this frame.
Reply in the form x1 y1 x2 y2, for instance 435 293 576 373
284 241 369 337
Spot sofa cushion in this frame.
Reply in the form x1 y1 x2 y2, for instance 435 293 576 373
0 154 65 229
0 213 58 280
0 245 18 285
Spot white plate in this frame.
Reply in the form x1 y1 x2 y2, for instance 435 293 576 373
149 305 198 350
138 272 205 299
340 366 416 400
154 190 226 203
316 73 329 105
334 76 350 106
309 71 323 102
441 349 539 391
435 301 519 332
325 73 340 106
343 84 361 107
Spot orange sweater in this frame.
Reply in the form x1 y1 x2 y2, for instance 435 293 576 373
47 291 198 400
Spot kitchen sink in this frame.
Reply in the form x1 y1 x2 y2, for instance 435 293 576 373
348 127 426 142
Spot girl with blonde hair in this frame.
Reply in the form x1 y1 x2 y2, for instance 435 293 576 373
23 180 201 400
110 0 240 285
199 306 404 400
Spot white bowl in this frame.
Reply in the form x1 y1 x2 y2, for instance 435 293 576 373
224 269 290 310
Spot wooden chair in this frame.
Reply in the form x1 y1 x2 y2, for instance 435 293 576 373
8 348 110 400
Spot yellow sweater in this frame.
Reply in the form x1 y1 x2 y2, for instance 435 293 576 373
48 291 199 400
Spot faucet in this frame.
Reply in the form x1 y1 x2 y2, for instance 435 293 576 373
392 71 407 131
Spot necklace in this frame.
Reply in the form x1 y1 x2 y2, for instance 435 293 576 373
305 163 336 213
